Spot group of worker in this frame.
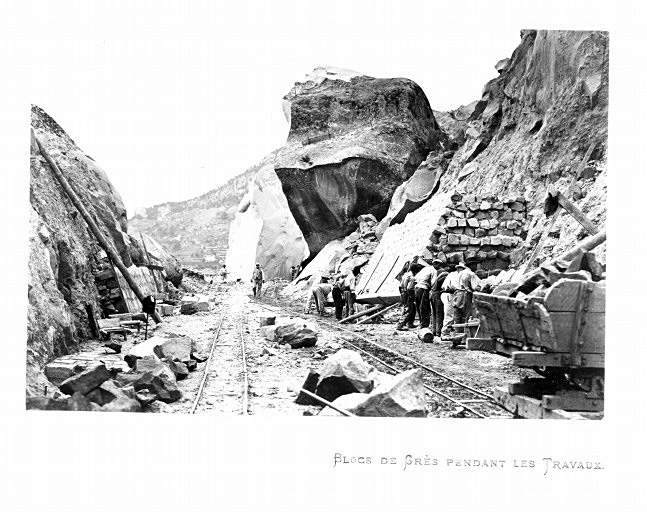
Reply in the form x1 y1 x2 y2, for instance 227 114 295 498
306 267 361 320
396 258 482 343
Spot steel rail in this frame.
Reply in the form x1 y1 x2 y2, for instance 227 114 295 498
255 301 501 417
190 310 228 414
337 335 486 418
239 303 250 415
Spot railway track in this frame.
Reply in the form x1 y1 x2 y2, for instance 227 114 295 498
190 291 250 414
256 298 512 418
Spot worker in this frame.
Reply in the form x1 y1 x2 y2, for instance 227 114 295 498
219 264 228 283
331 274 345 320
290 266 299 281
413 262 437 330
440 264 461 340
429 259 447 340
251 263 265 298
396 262 416 331
452 261 481 342
342 267 360 320
306 276 333 316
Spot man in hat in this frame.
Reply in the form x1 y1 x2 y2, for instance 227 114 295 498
331 273 345 320
413 261 437 330
429 259 448 339
452 261 481 341
251 263 265 298
440 264 461 339
219 264 229 283
342 267 360 319
396 262 417 331
312 275 333 316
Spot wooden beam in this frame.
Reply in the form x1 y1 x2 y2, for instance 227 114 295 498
542 394 604 412
33 130 162 323
338 304 385 324
518 230 606 285
511 351 605 368
356 303 399 324
523 143 596 273
492 387 592 419
551 189 599 235
465 338 496 352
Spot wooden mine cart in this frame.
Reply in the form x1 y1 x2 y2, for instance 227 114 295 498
471 278 605 417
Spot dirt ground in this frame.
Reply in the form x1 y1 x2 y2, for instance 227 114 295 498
131 279 533 416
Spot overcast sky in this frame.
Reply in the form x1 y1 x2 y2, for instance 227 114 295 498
7 1 532 213
1 1 632 216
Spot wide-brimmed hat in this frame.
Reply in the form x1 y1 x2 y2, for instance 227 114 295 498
432 258 443 265
456 261 467 269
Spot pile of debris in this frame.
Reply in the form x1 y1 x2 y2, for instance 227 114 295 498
28 336 207 412
295 348 428 417
492 247 605 299
179 294 212 315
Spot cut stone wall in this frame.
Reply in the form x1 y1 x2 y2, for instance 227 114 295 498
425 192 528 272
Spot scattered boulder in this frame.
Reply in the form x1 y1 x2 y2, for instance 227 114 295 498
98 396 142 413
185 359 198 371
327 369 428 417
158 304 175 317
116 363 181 404
259 314 276 327
153 337 192 363
190 351 209 363
128 336 165 358
135 390 157 407
180 302 201 315
295 370 321 405
275 321 318 349
165 360 189 380
315 349 374 402
135 354 165 373
59 364 111 396
26 392 99 411
259 324 281 342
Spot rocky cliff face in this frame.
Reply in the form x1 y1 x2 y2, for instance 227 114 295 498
274 67 444 253
129 164 260 269
28 106 179 392
225 152 309 281
358 30 608 298
436 30 608 264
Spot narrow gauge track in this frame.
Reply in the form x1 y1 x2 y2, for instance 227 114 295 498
256 299 511 418
191 292 250 414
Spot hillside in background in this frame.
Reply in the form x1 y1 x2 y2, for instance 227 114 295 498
129 163 261 269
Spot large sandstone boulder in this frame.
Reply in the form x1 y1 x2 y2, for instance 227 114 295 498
274 67 444 254
226 152 309 281
315 349 374 402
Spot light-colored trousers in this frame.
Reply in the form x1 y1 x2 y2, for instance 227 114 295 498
440 292 454 335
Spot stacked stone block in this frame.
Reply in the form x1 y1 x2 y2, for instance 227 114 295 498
94 254 126 316
424 191 528 274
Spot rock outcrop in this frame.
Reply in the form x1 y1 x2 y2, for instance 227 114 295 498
129 164 261 270
225 152 309 280
436 30 608 265
28 106 175 393
357 30 608 299
274 66 444 253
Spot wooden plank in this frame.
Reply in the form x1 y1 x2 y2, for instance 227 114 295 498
493 387 591 419
357 303 399 324
553 190 599 235
98 318 121 328
542 394 604 412
356 253 383 295
465 338 496 352
544 279 605 313
508 378 556 397
549 312 605 353
511 351 605 368
373 255 401 295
